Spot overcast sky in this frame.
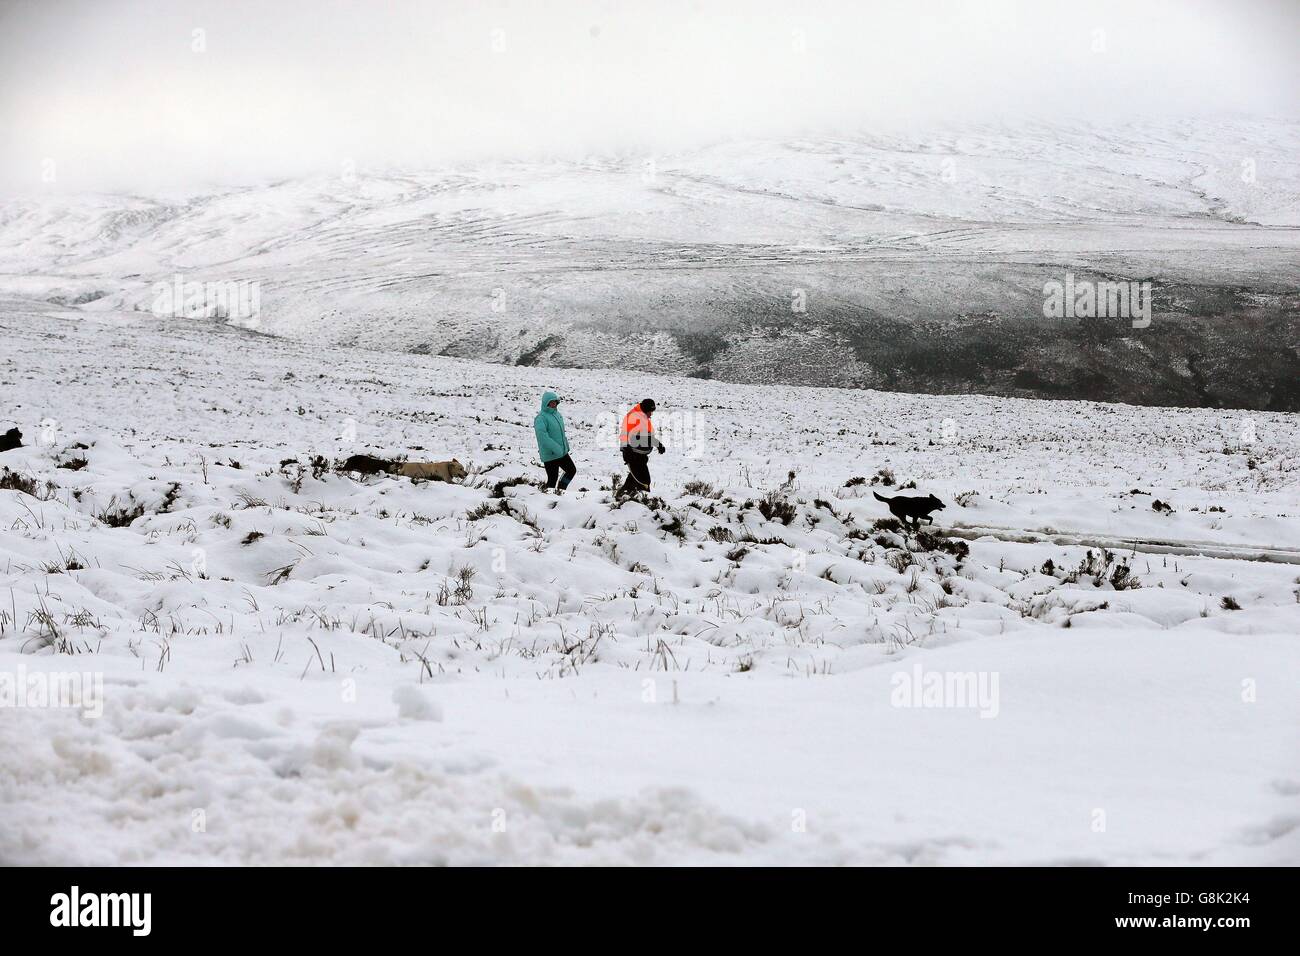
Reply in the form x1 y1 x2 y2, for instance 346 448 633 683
1 0 1296 193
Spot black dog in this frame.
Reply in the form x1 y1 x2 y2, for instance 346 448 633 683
0 427 21 452
338 453 396 475
873 491 946 530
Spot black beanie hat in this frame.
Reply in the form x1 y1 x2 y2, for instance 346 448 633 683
641 399 656 413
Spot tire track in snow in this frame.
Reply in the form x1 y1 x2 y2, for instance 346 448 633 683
946 523 1300 564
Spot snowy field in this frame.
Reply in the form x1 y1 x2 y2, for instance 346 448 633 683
2 302 1297 865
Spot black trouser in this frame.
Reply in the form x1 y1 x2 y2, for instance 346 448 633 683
618 446 652 495
543 454 577 491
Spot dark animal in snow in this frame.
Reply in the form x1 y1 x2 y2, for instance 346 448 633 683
873 491 946 529
338 454 397 475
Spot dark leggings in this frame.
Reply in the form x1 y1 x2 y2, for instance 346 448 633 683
543 454 577 490
618 446 652 494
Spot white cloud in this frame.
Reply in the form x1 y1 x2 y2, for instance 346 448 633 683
1 0 1295 192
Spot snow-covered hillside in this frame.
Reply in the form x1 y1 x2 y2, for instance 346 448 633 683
3 118 1298 408
2 303 1297 864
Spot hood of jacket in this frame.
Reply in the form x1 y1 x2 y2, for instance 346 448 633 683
539 390 560 413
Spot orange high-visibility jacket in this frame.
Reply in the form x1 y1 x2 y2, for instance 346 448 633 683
620 404 654 452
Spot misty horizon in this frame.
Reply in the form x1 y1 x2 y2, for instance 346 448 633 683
2 0 1297 195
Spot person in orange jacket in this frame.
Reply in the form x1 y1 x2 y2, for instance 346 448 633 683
617 398 665 497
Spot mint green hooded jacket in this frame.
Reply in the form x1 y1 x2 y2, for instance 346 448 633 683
534 390 570 463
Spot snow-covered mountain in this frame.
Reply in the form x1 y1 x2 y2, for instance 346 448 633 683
2 304 1297 865
4 117 1298 409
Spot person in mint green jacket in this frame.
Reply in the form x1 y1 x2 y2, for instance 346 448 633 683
534 390 577 493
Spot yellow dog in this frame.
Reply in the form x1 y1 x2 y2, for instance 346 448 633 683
396 459 467 483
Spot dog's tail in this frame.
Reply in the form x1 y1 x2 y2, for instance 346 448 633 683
872 491 891 502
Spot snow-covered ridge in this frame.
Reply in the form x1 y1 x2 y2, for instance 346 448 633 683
3 118 1298 408
2 309 1297 864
